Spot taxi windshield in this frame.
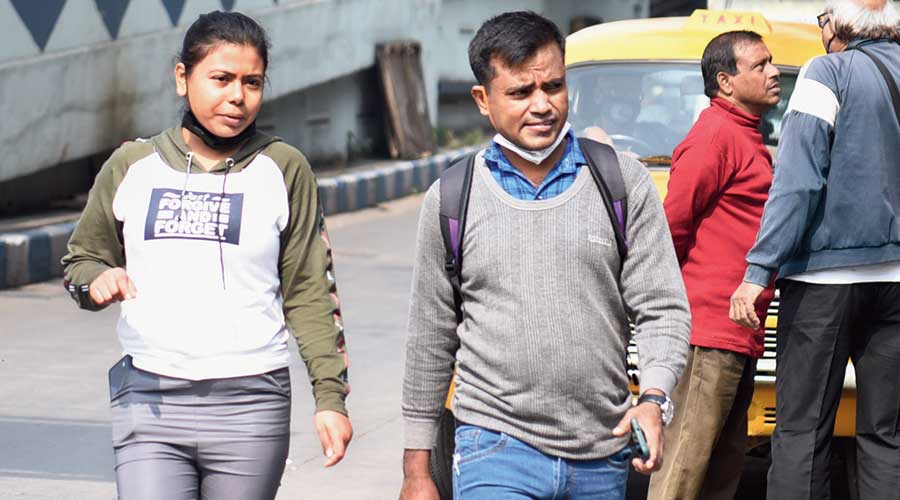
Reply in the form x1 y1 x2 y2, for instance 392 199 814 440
567 63 797 162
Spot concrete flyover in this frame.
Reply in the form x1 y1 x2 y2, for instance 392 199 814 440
0 0 641 184
0 0 649 286
0 0 449 184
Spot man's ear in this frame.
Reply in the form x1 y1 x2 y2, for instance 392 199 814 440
471 85 490 117
716 71 733 97
175 63 188 98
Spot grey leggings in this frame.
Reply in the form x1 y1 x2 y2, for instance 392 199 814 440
109 356 291 500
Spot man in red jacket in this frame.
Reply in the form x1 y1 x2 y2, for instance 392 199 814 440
648 30 779 500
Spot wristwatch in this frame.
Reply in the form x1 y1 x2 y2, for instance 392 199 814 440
638 393 674 426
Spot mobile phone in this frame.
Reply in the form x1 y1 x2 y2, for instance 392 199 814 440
630 417 650 461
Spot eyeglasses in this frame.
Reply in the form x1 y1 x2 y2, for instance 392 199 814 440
817 12 830 29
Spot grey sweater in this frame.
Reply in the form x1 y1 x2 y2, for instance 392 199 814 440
402 152 690 459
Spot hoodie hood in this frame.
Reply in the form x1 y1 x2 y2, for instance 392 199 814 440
151 127 281 174
148 126 281 291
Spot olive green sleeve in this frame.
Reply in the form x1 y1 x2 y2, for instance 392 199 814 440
61 142 151 310
271 144 349 415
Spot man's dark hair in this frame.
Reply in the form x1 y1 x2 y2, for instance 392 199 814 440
701 30 764 98
468 11 565 88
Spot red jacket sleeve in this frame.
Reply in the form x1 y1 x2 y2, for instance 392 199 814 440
663 141 732 264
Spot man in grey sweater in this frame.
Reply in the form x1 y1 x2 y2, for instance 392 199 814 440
400 11 691 500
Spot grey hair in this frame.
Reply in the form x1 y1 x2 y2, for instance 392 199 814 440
827 0 900 41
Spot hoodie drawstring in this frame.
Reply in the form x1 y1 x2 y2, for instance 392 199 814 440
217 158 235 290
175 152 194 223
178 152 232 291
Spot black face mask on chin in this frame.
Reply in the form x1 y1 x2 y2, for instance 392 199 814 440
181 110 257 151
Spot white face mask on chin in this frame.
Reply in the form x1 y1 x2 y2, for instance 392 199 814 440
493 122 572 165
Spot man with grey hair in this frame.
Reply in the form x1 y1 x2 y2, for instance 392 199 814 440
730 0 900 498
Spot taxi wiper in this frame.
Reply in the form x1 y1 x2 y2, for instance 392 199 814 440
638 155 672 166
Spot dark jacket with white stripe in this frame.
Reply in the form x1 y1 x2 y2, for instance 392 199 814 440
744 39 900 286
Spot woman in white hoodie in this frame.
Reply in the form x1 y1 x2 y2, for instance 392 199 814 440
62 11 352 499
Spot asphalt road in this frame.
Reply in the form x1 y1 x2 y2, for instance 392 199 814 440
0 194 424 500
0 191 851 500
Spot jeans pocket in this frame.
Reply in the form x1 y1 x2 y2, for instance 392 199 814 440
454 425 508 467
606 446 632 470
454 425 481 457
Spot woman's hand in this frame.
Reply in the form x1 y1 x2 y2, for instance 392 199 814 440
314 410 353 467
89 267 137 306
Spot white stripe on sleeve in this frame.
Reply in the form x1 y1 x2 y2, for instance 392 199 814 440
786 77 840 127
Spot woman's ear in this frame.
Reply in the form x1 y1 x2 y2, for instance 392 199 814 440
175 63 188 97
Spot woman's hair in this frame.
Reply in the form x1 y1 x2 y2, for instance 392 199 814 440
828 0 900 42
178 11 271 76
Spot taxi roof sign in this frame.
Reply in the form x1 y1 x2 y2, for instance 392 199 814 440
565 9 823 68
687 9 772 35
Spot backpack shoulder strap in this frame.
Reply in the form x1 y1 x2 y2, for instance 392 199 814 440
850 45 900 129
439 152 476 323
578 138 628 261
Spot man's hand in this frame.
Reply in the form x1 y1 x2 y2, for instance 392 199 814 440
730 281 765 329
399 449 439 500
89 267 137 306
613 393 664 474
314 410 353 467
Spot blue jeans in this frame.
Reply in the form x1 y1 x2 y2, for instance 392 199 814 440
452 424 631 500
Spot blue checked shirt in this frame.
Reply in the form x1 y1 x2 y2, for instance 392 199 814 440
483 130 586 200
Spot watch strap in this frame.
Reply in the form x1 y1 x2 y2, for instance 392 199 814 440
638 393 673 426
637 394 668 406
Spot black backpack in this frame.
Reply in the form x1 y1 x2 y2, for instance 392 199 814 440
438 138 629 322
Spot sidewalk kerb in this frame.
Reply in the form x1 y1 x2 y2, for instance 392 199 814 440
0 145 480 290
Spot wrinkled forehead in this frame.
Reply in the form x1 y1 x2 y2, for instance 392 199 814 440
735 39 771 61
488 43 565 82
